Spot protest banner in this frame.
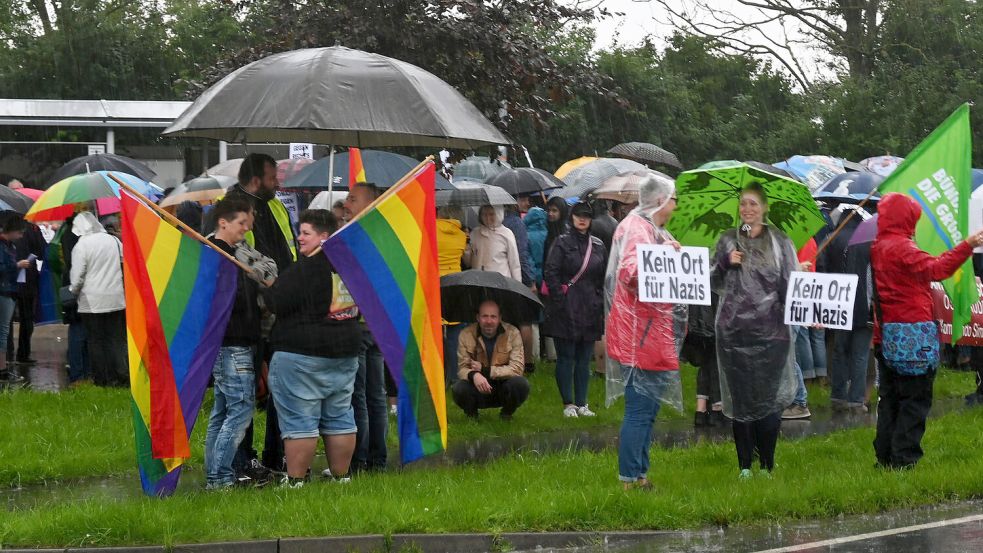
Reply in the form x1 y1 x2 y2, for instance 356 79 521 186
931 279 983 345
636 245 710 305
784 271 858 330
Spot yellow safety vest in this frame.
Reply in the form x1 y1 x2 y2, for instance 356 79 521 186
244 198 297 262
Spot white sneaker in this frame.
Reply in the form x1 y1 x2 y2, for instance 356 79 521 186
563 405 579 418
389 405 398 417
576 404 596 417
321 468 333 478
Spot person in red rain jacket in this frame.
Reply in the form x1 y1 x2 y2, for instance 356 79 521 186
871 192 983 469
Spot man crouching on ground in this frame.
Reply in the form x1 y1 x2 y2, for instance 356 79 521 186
452 299 529 421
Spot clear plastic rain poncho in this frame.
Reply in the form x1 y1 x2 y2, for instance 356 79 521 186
711 225 798 422
604 175 687 410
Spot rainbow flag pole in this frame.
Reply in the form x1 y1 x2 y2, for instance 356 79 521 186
323 156 447 463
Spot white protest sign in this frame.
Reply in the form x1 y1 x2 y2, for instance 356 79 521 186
784 271 858 330
970 196 983 253
636 245 711 305
289 143 314 159
275 191 299 225
87 144 106 155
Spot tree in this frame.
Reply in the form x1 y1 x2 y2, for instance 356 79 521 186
649 0 885 89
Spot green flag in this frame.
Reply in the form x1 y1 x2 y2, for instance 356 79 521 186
878 103 976 342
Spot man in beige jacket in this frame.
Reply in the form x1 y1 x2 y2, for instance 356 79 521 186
452 299 530 421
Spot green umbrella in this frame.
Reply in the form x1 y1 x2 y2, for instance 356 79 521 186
666 161 825 250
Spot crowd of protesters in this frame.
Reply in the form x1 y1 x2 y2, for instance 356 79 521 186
6 152 983 491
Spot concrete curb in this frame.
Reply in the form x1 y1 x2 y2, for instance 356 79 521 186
2 531 682 553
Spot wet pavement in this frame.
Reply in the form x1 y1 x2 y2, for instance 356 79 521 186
570 499 983 552
0 323 69 392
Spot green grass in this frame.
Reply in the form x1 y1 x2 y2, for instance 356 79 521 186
0 364 974 488
5 405 983 547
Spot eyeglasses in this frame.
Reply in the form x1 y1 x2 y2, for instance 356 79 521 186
670 196 678 202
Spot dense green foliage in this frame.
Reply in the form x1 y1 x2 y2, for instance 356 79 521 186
0 0 980 169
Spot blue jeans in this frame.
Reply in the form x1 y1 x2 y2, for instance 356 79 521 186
0 296 14 355
795 326 827 379
205 346 255 487
353 329 388 470
618 368 672 482
554 338 594 406
831 327 872 405
792 340 808 407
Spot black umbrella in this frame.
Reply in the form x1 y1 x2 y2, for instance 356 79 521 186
436 183 516 208
441 270 543 324
486 168 564 196
453 156 512 182
607 142 682 169
48 154 156 187
163 46 509 148
0 186 33 214
744 160 801 183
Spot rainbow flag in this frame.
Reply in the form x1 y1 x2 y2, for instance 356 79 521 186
349 147 367 184
323 161 446 463
121 190 237 496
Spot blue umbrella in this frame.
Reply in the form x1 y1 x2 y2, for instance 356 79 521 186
281 150 454 189
773 155 846 192
814 172 884 203
972 168 983 192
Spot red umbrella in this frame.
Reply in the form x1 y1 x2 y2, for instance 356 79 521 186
15 188 44 201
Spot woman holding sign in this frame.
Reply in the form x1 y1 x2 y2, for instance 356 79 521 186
543 201 607 418
606 174 687 491
712 183 798 479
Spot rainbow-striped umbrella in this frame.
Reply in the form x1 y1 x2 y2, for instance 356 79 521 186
26 171 161 222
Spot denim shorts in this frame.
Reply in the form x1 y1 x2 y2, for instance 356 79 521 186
269 351 359 439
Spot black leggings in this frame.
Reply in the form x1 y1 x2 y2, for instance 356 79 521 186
733 412 782 471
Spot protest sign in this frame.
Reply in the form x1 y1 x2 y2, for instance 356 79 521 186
931 279 983 345
289 143 314 159
275 191 299 225
784 272 858 330
636 245 710 305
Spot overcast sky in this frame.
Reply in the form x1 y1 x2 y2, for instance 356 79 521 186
587 0 835 83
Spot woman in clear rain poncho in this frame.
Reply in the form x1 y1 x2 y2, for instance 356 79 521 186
604 173 687 490
711 183 798 479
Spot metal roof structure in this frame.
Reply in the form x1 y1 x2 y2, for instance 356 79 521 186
0 98 192 127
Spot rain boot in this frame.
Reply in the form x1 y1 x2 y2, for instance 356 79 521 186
3 358 25 384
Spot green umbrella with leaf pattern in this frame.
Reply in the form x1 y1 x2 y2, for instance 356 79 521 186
666 161 825 250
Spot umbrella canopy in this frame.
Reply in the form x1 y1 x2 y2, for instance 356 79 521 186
160 175 236 209
283 150 454 189
436 183 516 208
593 169 673 204
554 156 597 179
814 172 884 203
276 158 314 182
552 158 647 200
27 171 160 221
15 188 44 201
163 46 509 148
440 270 543 324
453 156 511 183
849 214 878 246
772 155 846 192
607 142 682 169
744 160 801 182
0 186 34 213
667 161 825 250
973 168 983 192
860 156 904 177
204 158 244 179
48 153 156 187
485 168 564 196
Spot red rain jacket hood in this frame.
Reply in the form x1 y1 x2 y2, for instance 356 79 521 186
871 193 973 337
